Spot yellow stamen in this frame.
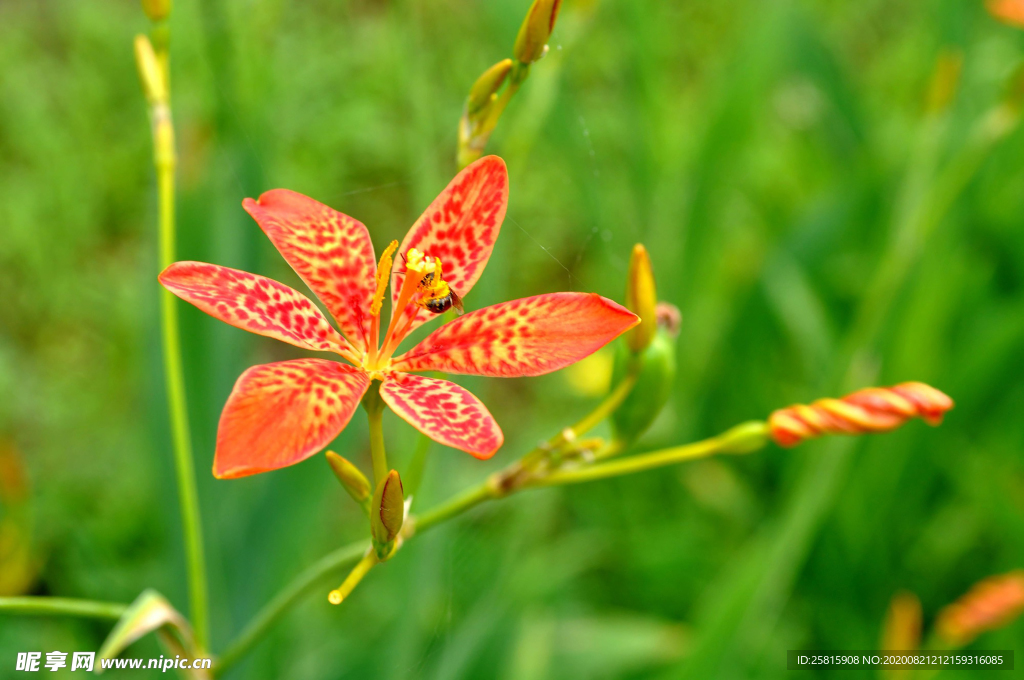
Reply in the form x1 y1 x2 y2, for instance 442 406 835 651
370 240 399 317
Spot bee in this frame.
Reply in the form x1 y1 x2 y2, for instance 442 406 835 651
401 252 465 316
418 271 464 315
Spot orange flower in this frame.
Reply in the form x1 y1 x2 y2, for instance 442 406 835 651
988 0 1024 28
936 570 1024 645
768 382 953 447
160 157 638 478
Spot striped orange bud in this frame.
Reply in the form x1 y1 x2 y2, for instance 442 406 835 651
936 570 1024 646
988 0 1024 28
768 382 953 448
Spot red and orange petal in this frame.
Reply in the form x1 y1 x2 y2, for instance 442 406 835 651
988 0 1024 28
159 261 352 355
390 156 508 337
392 292 639 377
243 189 378 352
214 359 370 479
379 372 503 459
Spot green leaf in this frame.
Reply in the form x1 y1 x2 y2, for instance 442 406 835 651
97 589 200 674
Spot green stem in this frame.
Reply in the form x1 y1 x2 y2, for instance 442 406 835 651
519 370 639 470
533 421 770 487
366 403 385 483
152 55 208 649
411 482 495 534
213 541 368 676
0 597 127 620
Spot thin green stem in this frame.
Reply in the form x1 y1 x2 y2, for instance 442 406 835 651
411 482 495 534
519 370 639 470
533 421 770 487
213 541 368 676
0 597 127 620
151 53 208 648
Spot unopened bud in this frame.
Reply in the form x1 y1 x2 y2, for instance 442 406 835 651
987 0 1024 28
513 0 562 64
768 382 953 448
467 59 514 116
611 329 676 444
325 451 371 510
141 0 172 22
881 591 922 653
370 470 404 559
625 244 658 353
133 35 167 106
936 570 1024 646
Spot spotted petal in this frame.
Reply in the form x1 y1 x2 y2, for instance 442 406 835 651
160 261 352 355
244 189 377 351
380 372 503 459
390 156 508 337
214 359 370 479
392 293 639 377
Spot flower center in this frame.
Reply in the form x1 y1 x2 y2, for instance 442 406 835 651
365 246 449 371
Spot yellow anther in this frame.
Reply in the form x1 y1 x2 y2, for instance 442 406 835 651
417 256 449 297
404 248 435 275
370 240 399 317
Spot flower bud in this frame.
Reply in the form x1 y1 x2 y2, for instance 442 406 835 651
133 35 167 106
467 59 514 117
625 244 658 353
936 571 1024 646
768 382 953 448
370 470 404 559
513 0 562 64
141 0 172 22
325 451 371 510
611 328 676 444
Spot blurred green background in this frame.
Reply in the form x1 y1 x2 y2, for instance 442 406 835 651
2 0 1024 677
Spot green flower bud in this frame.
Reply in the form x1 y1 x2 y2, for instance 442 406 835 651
141 0 172 22
325 451 371 511
370 470 404 560
513 0 562 64
611 329 677 445
467 59 514 116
